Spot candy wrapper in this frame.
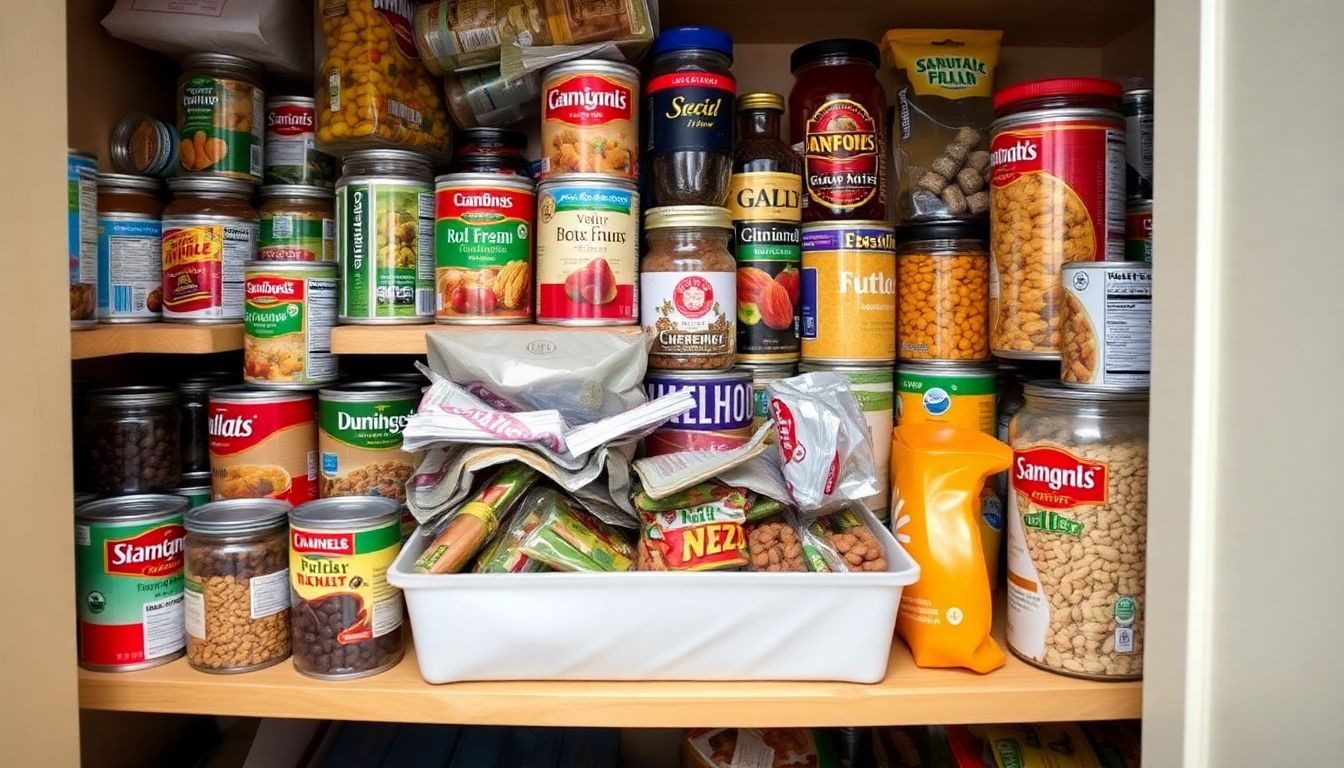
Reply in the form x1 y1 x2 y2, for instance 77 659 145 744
514 486 635 572
767 373 879 516
414 463 541 574
636 483 751 571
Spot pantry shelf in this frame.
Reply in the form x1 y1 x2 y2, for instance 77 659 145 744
78 628 1140 728
69 324 243 359
330 324 645 355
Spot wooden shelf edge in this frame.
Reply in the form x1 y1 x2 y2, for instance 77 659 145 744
70 324 243 359
331 324 645 355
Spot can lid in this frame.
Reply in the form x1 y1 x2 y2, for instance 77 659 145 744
319 381 421 401
76 494 189 523
186 498 291 534
178 470 213 487
209 385 314 404
342 148 433 172
653 26 734 60
644 205 732 230
87 385 176 407
1023 380 1149 401
267 95 316 107
898 219 989 243
168 176 256 197
896 360 997 375
260 184 334 199
737 92 785 112
181 52 264 78
290 496 402 529
993 77 1122 111
96 172 162 192
537 173 638 190
433 172 536 192
790 38 880 72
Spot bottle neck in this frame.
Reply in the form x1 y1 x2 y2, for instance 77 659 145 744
738 109 782 139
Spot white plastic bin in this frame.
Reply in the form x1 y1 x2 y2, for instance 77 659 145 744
388 507 920 683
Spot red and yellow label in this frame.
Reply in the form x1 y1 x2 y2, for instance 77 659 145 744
290 520 402 645
803 99 882 214
209 395 318 505
162 225 224 314
1012 446 1108 510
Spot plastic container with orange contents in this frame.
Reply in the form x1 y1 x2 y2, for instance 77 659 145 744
897 220 990 362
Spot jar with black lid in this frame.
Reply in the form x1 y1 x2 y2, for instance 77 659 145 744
448 128 532 176
84 386 181 494
646 26 737 206
789 39 887 222
178 372 235 475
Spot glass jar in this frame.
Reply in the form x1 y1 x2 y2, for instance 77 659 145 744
639 206 737 371
162 177 259 323
896 220 991 362
1006 383 1149 680
258 185 336 262
443 68 542 131
178 372 235 475
110 112 178 178
789 39 887 222
184 499 292 673
96 173 165 323
647 26 736 206
177 53 265 181
447 127 532 176
84 386 181 494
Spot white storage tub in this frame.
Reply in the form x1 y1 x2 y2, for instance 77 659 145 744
388 507 920 684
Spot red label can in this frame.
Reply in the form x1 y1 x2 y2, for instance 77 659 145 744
208 387 318 505
540 60 640 181
535 176 639 325
161 215 258 323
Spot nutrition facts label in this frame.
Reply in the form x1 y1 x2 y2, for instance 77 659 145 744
1100 270 1152 381
1064 264 1152 387
142 593 185 659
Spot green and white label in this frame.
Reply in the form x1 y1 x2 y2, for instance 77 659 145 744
338 181 434 319
178 76 263 177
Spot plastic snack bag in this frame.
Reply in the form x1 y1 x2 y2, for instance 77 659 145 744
891 423 1011 672
767 372 879 515
636 483 750 571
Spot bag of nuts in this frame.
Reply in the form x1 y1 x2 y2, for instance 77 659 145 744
882 29 1002 223
800 509 888 573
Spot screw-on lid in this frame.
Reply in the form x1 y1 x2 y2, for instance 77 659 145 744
790 39 880 72
87 385 176 408
1023 380 1148 401
260 184 334 199
177 373 237 396
181 52 264 80
993 77 1122 111
96 173 162 192
653 26 734 60
898 219 989 243
186 498 291 535
737 92 785 112
456 127 528 149
644 205 733 231
168 176 256 197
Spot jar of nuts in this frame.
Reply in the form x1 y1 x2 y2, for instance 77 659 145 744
1006 383 1148 680
896 220 991 362
640 206 738 371
184 499 292 673
84 386 181 495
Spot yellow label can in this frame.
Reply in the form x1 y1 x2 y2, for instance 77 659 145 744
800 221 896 364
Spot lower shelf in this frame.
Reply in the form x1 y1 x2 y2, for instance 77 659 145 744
78 626 1141 727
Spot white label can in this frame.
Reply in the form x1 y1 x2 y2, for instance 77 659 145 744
1060 262 1152 389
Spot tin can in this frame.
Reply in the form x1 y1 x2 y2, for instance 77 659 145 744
161 177 260 324
208 387 318 506
535 175 640 325
69 150 99 329
336 150 435 324
173 472 214 508
1060 262 1152 389
318 382 419 502
110 113 178 178
264 96 337 187
444 67 543 130
96 173 163 323
800 363 894 521
1124 200 1152 263
289 497 405 680
896 361 997 435
244 261 338 388
434 173 535 324
540 60 639 182
1121 87 1153 200
799 221 896 364
259 185 336 262
75 494 189 671
737 362 795 432
643 370 754 456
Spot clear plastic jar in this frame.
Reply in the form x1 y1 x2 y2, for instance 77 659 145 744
84 386 181 494
258 185 336 262
1006 383 1148 680
640 206 737 370
184 499 292 673
896 220 990 362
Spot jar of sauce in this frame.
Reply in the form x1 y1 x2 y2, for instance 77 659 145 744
647 26 736 206
447 127 532 176
789 39 887 222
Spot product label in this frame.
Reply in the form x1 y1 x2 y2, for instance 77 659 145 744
644 375 752 431
290 521 403 643
208 396 318 505
732 172 802 360
799 226 896 362
98 215 163 320
642 271 735 360
178 75 263 178
338 182 434 319
895 368 996 434
543 74 633 125
536 184 639 321
318 394 418 500
1125 206 1152 263
835 369 894 520
76 518 185 667
646 71 736 155
1122 106 1154 198
260 213 335 262
1012 446 1108 510
540 72 638 179
161 216 256 320
264 102 336 186
68 157 98 298
892 52 996 98
803 99 882 214
1061 266 1152 386
244 269 338 386
434 183 534 320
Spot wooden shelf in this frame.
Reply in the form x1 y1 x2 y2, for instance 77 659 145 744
70 324 243 359
331 324 644 355
79 622 1140 727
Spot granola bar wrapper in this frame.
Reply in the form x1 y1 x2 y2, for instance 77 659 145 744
766 373 880 518
635 483 751 572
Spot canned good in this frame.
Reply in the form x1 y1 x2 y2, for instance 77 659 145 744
75 494 189 671
318 382 419 502
1007 383 1148 679
264 97 337 187
799 363 894 521
173 473 214 509
434 173 535 323
69 150 98 329
83 386 181 495
110 113 178 178
161 177 259 324
444 67 542 130
540 60 640 181
336 150 435 324
799 221 897 364
178 374 235 475
258 185 336 262
737 362 795 432
535 175 640 325
1060 262 1152 389
896 361 997 435
289 497 405 680
96 173 163 323
1121 87 1153 200
643 370 754 456
243 261 338 388
208 387 318 506
177 53 265 181
990 79 1126 358
1124 200 1152 263
184 499 291 673
896 220 990 362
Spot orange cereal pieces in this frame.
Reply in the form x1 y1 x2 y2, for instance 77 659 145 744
897 221 991 361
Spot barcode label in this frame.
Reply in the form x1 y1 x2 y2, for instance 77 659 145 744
416 289 434 316
1104 129 1127 260
328 69 341 112
457 26 501 53
113 285 136 313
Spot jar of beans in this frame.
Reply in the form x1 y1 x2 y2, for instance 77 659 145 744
184 499 291 673
84 386 181 494
896 220 991 362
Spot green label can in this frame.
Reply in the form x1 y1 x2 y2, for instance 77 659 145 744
318 382 420 501
177 74 264 181
434 174 535 324
259 185 336 262
337 177 434 323
244 261 338 388
1125 200 1152 263
800 363 894 521
75 495 189 671
730 170 803 363
896 361 998 436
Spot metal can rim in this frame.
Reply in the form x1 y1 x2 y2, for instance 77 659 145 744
186 498 291 534
433 173 536 192
208 386 315 404
542 59 640 84
318 382 421 402
76 494 188 524
289 496 402 530
990 106 1123 133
